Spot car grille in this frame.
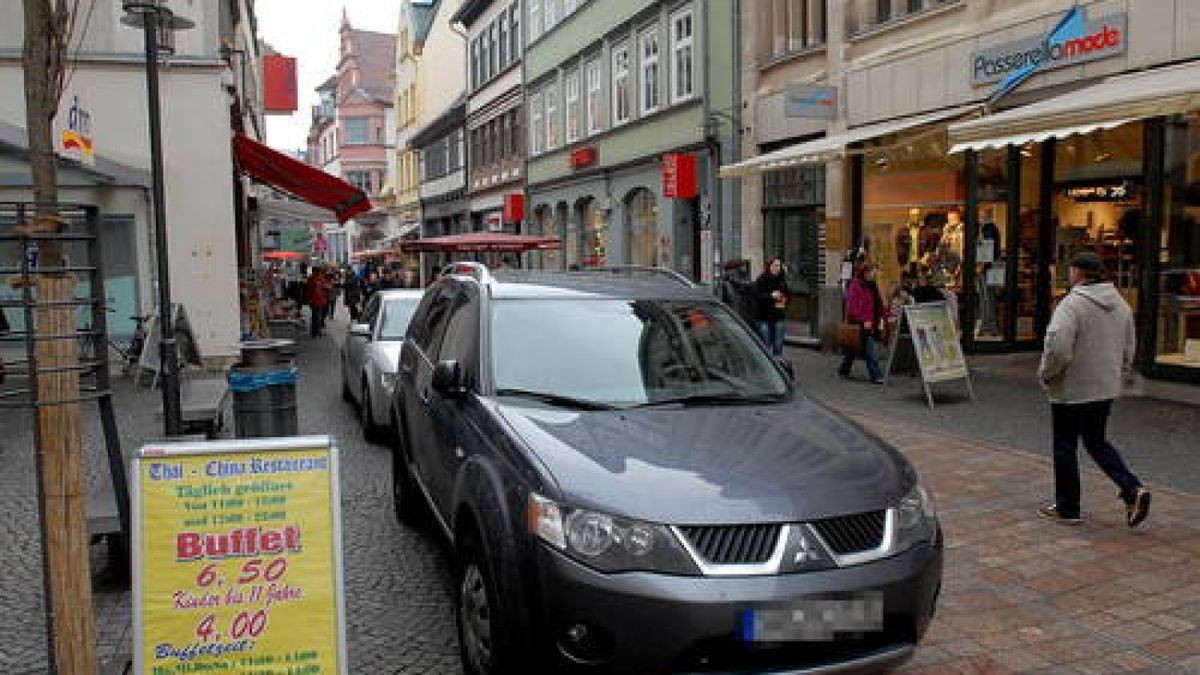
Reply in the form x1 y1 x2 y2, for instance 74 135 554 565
678 524 781 565
809 510 886 555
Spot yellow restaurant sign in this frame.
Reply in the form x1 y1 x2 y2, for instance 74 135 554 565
133 436 346 674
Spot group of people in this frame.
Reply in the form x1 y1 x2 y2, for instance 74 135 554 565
300 263 419 337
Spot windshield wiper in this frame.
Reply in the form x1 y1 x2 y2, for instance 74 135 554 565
628 391 789 409
494 388 617 411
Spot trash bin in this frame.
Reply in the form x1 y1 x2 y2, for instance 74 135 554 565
228 339 297 438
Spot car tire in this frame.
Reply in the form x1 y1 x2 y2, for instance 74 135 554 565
361 378 386 444
341 371 354 405
456 532 517 675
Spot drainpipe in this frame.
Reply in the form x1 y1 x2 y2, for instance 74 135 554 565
700 0 720 284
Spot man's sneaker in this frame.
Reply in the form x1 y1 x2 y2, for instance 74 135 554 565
1126 488 1151 527
1036 503 1082 525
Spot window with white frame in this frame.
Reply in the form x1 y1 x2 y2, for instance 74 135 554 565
545 82 560 150
612 42 630 126
510 4 521 57
585 59 601 135
499 13 509 68
670 6 694 103
639 28 660 115
529 91 543 155
489 23 499 76
565 68 581 143
529 0 542 42
471 40 481 90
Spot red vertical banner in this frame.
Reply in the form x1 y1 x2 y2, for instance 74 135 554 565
263 55 298 113
503 193 525 223
662 153 697 199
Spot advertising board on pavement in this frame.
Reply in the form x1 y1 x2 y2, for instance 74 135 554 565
133 436 346 674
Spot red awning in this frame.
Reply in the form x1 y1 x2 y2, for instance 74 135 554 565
232 133 371 223
400 232 562 253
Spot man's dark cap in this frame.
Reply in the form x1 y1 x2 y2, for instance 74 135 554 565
1069 251 1104 277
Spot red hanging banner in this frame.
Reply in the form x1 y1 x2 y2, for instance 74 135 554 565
662 153 697 199
263 55 298 113
503 193 525 223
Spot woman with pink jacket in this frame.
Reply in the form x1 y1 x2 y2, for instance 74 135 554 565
839 262 885 383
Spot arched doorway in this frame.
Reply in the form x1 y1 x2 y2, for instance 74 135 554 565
575 196 608 267
625 187 659 267
526 204 553 269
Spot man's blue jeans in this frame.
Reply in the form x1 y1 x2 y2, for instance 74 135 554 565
756 320 785 356
1051 400 1142 518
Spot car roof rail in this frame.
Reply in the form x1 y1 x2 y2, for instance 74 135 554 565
588 265 696 287
441 261 494 285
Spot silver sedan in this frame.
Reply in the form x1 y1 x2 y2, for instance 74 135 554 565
341 288 423 442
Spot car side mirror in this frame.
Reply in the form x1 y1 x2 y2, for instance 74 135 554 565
349 323 372 339
775 357 795 381
432 360 465 398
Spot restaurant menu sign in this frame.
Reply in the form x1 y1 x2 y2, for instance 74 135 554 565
133 437 346 674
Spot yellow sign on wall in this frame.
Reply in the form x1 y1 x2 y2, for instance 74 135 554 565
133 437 345 674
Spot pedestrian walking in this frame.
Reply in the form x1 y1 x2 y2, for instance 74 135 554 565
343 270 363 322
838 262 885 383
305 267 330 337
752 257 790 357
1036 250 1150 527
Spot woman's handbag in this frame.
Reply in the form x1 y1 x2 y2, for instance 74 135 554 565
837 322 862 355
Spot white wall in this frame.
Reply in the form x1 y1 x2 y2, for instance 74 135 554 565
0 61 241 360
416 0 467 132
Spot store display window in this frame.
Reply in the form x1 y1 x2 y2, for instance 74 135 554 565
1156 112 1200 370
1053 122 1145 313
861 125 965 309
973 149 1009 342
579 197 608 267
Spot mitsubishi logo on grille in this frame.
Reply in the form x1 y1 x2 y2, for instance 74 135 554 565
793 531 817 565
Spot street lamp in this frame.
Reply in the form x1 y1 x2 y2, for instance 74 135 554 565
121 0 193 436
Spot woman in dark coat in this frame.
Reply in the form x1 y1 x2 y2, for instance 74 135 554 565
752 257 790 357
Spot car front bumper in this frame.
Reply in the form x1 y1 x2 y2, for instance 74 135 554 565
533 541 942 674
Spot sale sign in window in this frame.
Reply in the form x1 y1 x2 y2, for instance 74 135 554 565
133 438 346 674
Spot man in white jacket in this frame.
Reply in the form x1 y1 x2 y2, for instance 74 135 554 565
1037 251 1150 527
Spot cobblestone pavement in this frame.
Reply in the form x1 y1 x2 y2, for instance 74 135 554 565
2 313 1197 673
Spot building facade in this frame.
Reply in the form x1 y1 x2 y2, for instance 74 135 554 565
729 0 1200 383
391 1 438 247
523 0 739 281
0 0 265 362
304 14 396 259
454 0 526 237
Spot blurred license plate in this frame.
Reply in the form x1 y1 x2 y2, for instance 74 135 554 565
739 593 883 642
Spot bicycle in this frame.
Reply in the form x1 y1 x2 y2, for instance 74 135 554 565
109 313 153 375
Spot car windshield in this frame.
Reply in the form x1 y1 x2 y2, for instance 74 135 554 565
490 299 789 408
378 297 420 341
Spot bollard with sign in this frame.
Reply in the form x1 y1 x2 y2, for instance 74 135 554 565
132 436 346 674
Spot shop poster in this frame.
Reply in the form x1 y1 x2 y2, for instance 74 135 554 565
905 302 968 383
133 436 346 674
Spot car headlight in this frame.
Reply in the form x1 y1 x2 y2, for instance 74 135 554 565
380 370 398 394
528 494 699 575
893 483 939 552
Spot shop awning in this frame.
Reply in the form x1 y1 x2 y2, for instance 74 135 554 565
258 197 338 224
399 232 562 253
233 133 371 223
948 62 1200 153
718 105 979 178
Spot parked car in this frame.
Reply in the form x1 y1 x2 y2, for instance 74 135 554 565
390 264 942 674
341 288 422 442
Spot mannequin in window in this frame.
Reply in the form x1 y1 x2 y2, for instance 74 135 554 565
977 207 1001 336
936 210 965 291
894 208 923 277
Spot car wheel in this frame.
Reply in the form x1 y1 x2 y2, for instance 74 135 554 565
456 533 515 675
361 378 386 444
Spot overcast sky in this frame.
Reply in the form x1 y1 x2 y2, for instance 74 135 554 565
257 0 401 152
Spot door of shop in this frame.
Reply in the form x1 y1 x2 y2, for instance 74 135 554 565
763 165 824 339
963 125 1147 353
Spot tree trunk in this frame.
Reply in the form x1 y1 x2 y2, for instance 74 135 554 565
22 1 98 673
